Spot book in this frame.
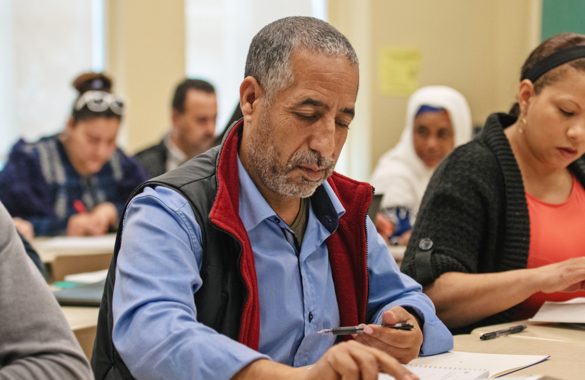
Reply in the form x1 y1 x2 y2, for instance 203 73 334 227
378 351 550 379
52 279 105 306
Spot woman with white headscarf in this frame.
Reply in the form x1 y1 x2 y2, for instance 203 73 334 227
370 86 472 245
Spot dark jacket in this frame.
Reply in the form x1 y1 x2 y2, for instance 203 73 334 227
0 135 146 236
92 120 374 379
402 113 585 330
133 139 167 178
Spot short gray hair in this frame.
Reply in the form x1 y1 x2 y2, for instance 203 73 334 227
244 16 358 101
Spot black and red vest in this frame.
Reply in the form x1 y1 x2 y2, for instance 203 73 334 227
92 120 374 379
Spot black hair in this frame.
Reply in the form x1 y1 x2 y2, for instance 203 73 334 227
509 32 585 116
171 78 216 113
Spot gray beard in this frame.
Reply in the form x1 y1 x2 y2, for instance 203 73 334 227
247 118 335 198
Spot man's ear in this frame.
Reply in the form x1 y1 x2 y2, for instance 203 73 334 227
171 109 180 127
240 76 264 122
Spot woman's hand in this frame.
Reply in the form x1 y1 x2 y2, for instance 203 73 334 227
533 257 585 293
67 202 118 236
374 212 395 240
12 217 35 240
90 203 118 230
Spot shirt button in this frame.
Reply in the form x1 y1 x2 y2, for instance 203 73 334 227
308 312 314 322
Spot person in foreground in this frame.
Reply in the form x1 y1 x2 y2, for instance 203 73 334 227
0 72 146 236
0 202 92 379
370 86 472 245
92 16 452 380
402 32 585 332
134 78 218 178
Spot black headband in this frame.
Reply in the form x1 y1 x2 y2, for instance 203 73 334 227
522 45 585 82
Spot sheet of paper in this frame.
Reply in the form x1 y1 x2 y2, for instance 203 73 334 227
529 297 585 324
377 47 421 96
64 269 108 283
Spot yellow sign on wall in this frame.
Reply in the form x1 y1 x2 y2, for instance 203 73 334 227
378 47 421 97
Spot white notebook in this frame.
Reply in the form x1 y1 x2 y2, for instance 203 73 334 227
379 351 549 379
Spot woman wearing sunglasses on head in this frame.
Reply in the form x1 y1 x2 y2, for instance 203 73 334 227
0 72 147 237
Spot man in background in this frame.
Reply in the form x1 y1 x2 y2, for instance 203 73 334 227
134 78 217 178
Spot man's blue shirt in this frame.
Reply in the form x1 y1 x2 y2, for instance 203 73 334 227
112 157 452 380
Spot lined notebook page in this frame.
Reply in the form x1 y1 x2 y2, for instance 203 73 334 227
378 351 549 379
379 365 488 380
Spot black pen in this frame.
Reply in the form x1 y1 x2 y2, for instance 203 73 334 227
318 322 414 336
479 324 527 340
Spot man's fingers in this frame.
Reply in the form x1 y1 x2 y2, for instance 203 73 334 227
325 341 418 380
326 342 360 379
353 334 415 364
346 345 380 380
367 345 418 380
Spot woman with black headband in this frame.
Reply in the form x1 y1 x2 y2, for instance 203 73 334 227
401 32 585 332
0 72 146 236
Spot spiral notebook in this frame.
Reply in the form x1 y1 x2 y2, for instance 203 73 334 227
379 351 549 379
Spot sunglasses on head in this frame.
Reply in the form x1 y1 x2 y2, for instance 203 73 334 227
74 90 124 116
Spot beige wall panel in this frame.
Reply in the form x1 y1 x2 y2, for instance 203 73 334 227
369 0 536 168
107 0 185 153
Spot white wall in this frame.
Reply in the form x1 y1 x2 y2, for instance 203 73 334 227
0 0 103 163
185 0 327 132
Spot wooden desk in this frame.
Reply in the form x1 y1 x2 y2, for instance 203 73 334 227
455 323 585 379
472 320 585 346
62 306 100 360
32 234 116 263
32 234 115 281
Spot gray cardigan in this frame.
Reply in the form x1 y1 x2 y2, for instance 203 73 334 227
0 202 92 379
402 113 585 330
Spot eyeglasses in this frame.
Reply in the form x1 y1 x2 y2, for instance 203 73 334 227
74 90 124 116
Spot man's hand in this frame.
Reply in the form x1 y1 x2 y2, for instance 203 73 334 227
353 307 423 363
306 340 418 380
234 342 418 380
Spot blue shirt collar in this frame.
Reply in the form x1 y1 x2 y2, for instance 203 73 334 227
237 156 345 233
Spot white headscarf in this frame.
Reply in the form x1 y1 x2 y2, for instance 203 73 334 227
370 85 472 217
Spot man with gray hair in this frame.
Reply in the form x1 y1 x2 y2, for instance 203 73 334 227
92 16 452 380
